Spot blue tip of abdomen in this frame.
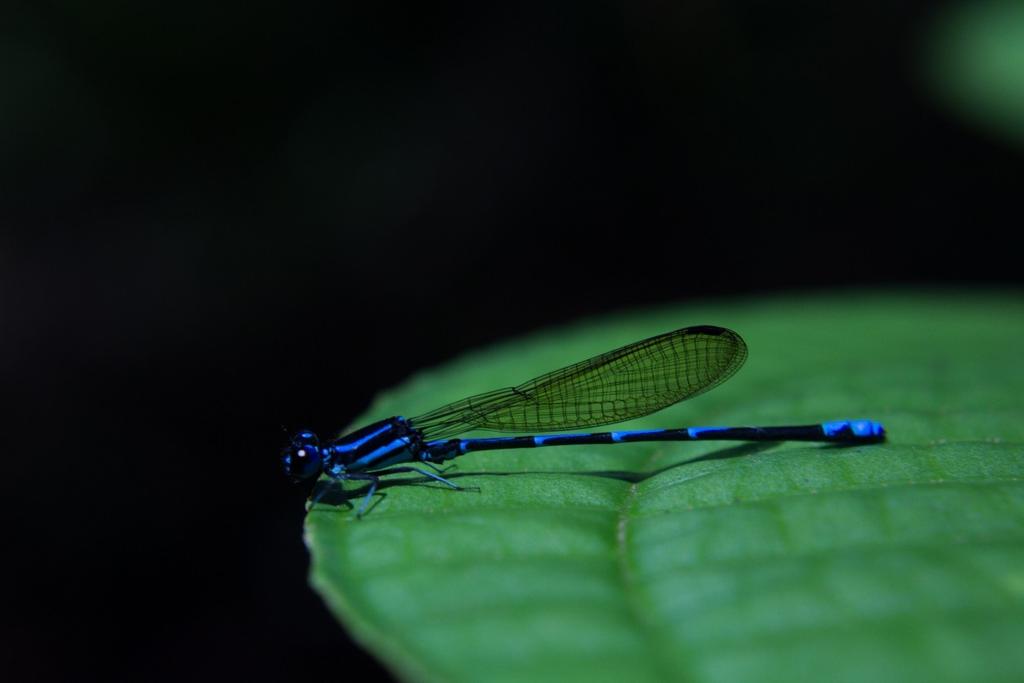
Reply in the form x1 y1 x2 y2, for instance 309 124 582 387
822 419 886 440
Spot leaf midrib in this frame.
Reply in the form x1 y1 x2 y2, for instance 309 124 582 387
612 451 681 681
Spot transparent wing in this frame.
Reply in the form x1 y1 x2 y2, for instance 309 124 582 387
410 325 747 440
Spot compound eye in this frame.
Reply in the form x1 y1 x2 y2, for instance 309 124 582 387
282 432 323 481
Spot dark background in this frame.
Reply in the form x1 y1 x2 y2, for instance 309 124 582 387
4 1 1021 680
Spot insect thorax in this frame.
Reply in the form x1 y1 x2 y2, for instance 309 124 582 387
323 416 423 474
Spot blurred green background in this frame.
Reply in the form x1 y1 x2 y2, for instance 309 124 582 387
924 0 1024 147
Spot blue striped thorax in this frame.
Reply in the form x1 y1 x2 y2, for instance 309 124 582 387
321 416 423 476
282 417 424 481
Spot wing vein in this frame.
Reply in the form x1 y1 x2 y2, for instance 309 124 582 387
410 326 747 440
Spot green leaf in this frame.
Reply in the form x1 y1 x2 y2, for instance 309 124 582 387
306 292 1024 683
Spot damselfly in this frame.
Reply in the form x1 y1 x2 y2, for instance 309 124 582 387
283 325 884 516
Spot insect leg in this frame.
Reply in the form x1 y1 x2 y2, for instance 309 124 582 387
339 473 381 518
381 466 464 490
